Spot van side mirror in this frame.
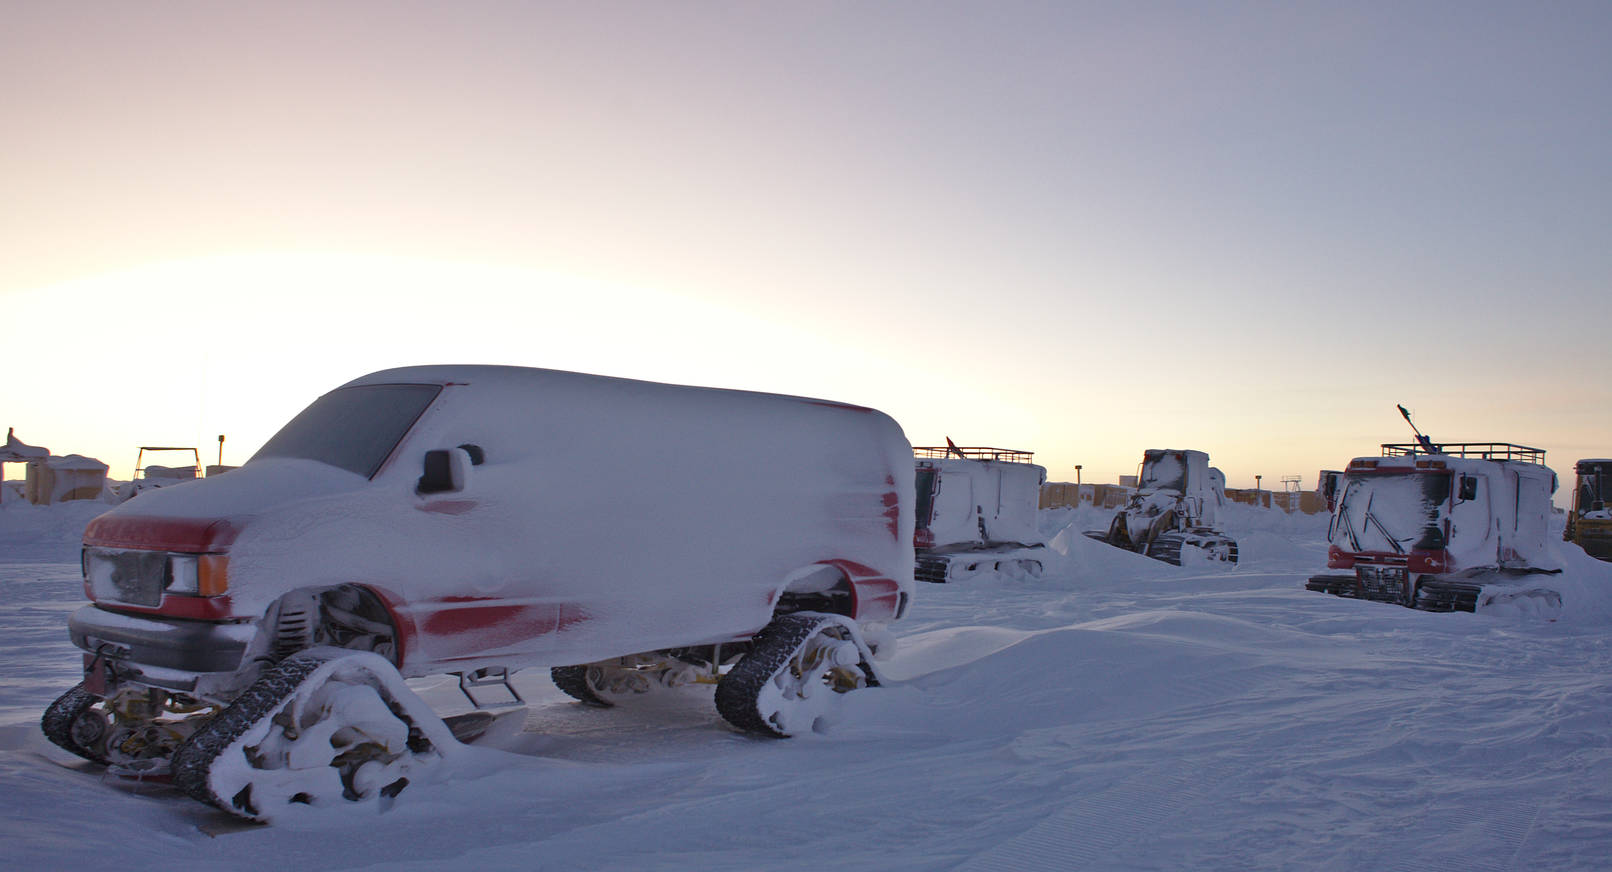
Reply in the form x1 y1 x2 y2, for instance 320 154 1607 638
1458 475 1478 502
418 448 473 494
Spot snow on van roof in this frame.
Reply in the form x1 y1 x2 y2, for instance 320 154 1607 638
342 364 878 412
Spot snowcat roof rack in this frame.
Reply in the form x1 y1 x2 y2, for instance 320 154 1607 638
913 446 1035 464
1380 442 1545 465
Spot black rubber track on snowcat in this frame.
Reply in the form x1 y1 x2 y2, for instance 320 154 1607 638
1305 574 1358 596
915 556 949 583
1413 580 1481 613
1146 532 1186 565
1147 531 1238 566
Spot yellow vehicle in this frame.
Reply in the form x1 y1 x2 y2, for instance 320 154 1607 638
1565 459 1612 561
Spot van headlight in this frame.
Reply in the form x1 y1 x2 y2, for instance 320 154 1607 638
167 554 229 596
167 555 200 594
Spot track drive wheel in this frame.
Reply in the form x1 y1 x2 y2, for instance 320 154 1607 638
715 613 877 738
172 650 463 822
42 683 212 773
41 683 110 765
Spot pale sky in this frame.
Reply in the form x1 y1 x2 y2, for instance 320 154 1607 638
4 2 1609 499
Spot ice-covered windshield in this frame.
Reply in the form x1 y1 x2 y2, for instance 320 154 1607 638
1139 454 1185 492
1577 465 1610 511
251 384 442 478
1333 472 1449 553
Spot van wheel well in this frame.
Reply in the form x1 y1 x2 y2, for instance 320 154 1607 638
267 584 399 665
774 564 854 618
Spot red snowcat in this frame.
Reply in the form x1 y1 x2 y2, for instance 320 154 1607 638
1306 409 1560 612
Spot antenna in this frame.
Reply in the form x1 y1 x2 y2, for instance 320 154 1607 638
1397 404 1437 454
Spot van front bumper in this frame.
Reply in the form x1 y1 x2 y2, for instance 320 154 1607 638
68 605 258 692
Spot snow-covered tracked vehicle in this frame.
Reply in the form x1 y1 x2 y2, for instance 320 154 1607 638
43 365 914 821
912 444 1047 582
1564 459 1612 562
1305 442 1561 612
1085 449 1237 565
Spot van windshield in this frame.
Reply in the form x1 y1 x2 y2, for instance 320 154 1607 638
1333 471 1449 553
251 384 442 478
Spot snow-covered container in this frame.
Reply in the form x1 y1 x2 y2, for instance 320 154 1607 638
24 455 108 504
1 428 49 505
50 366 915 818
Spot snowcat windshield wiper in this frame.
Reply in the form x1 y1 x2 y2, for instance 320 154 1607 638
1337 491 1363 552
1360 491 1406 555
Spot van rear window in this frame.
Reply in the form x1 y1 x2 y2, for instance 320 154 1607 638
252 383 442 478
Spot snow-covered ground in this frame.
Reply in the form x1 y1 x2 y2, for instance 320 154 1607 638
4 499 1611 870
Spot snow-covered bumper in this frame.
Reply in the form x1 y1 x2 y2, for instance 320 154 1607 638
68 605 258 693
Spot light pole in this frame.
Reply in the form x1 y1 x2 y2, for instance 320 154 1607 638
1074 464 1082 485
1255 475 1263 507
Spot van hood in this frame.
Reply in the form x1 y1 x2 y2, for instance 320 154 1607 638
85 458 372 552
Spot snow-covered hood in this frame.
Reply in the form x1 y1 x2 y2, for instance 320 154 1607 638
83 458 371 552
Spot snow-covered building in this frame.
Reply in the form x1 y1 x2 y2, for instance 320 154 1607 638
1 428 49 504
2 428 109 505
27 455 109 504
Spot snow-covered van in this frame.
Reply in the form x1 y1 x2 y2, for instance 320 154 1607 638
912 445 1046 582
1306 443 1560 612
46 365 914 820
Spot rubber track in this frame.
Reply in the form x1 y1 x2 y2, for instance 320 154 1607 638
549 665 612 707
1306 574 1358 596
170 653 329 810
713 614 829 738
915 556 949 584
1146 532 1186 566
40 683 109 765
1414 580 1481 613
1148 531 1238 566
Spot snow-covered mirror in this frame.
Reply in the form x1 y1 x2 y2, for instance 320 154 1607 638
417 448 473 494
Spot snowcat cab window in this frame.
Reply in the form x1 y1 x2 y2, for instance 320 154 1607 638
252 383 443 479
914 468 938 529
1335 471 1450 553
1139 455 1185 492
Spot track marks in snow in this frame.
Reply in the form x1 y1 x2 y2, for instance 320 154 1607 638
1377 797 1543 872
955 759 1242 871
